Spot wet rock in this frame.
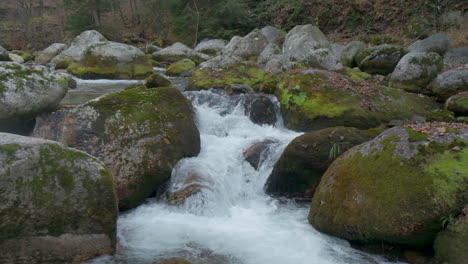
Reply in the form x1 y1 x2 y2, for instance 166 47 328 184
446 92 468 115
153 42 211 64
67 41 153 79
443 48 468 68
167 59 196 76
309 124 468 246
243 140 276 170
33 87 200 210
408 34 451 55
266 127 370 198
166 173 204 205
0 62 69 134
358 44 408 75
52 30 107 64
195 39 227 55
428 67 468 100
37 43 67 64
230 83 254 94
244 94 277 126
0 133 118 264
389 52 442 93
340 41 366 67
146 73 172 88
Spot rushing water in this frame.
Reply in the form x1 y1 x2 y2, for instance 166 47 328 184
82 81 405 264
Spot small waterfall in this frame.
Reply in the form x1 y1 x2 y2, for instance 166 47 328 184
88 88 404 264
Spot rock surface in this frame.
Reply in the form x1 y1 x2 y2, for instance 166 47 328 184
195 39 227 55
443 48 468 68
51 30 107 64
340 41 366 67
0 133 118 264
266 127 370 198
389 52 442 92
153 42 211 64
408 34 451 55
428 67 468 100
166 59 196 76
309 124 468 246
223 29 269 58
358 44 407 74
446 92 468 115
33 87 201 210
0 62 69 133
243 140 276 170
0 45 10 61
37 43 67 65
434 211 468 264
244 94 277 126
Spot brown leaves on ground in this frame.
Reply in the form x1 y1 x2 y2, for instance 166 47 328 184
404 122 468 137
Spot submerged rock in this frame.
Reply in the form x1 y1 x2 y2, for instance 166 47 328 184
309 124 468 246
67 41 153 79
37 43 67 65
33 87 200 210
243 140 276 170
389 52 442 93
358 44 408 75
245 94 277 126
266 127 370 198
0 62 69 134
0 133 118 264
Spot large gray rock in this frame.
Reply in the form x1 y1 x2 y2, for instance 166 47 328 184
37 43 67 65
8 53 24 63
52 30 107 64
340 41 366 67
198 54 242 70
33 87 201 210
443 48 468 68
408 34 451 55
446 92 468 115
389 52 442 93
0 133 118 264
0 62 69 133
257 43 282 65
0 45 10 61
428 67 468 100
260 26 286 43
153 42 211 64
305 48 344 71
358 44 408 74
223 29 269 58
195 39 227 55
331 43 345 59
264 55 285 73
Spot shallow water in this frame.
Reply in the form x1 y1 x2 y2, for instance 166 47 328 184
88 88 405 264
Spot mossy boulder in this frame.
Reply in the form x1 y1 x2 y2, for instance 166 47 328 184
146 73 172 88
266 127 371 198
340 41 366 67
0 133 118 264
188 63 266 91
309 124 468 246
434 213 468 264
345 67 371 81
166 59 196 76
0 45 10 61
446 92 468 115
33 87 201 210
0 62 69 134
68 42 153 79
51 30 107 64
275 69 437 132
358 44 408 75
389 52 442 93
11 50 34 62
428 67 468 101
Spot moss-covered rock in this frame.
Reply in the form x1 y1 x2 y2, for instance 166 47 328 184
0 62 69 134
266 127 371 198
358 44 408 75
446 92 468 115
188 63 266 91
275 69 438 131
146 73 172 88
0 133 117 264
427 109 457 122
51 30 107 64
11 50 34 62
434 213 468 264
309 124 468 246
428 67 468 101
68 42 153 79
33 87 201 210
166 59 196 76
153 42 211 64
345 67 371 81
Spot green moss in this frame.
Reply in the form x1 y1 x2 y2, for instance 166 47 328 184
434 221 468 264
447 95 468 115
345 67 371 81
55 58 74 69
166 59 196 76
427 109 456 122
405 127 428 142
146 73 172 88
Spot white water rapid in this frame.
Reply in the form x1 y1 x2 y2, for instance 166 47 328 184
87 86 405 264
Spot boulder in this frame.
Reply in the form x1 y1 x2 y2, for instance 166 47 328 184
443 48 468 68
266 127 370 198
331 43 345 59
260 26 285 43
244 94 277 126
408 34 451 55
198 55 242 70
358 44 408 74
33 87 201 210
264 55 285 73
67 41 153 79
11 51 34 62
152 42 211 64
389 52 442 93
428 67 468 100
0 133 117 264
166 172 204 205
52 30 107 65
276 69 437 131
0 62 69 134
195 39 227 55
340 41 366 67
166 59 196 76
36 43 67 64
446 92 468 115
0 45 10 61
309 123 468 246
223 29 269 58
257 43 282 65
243 140 276 170
145 44 161 54
434 211 468 264
145 73 172 88
8 53 24 63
